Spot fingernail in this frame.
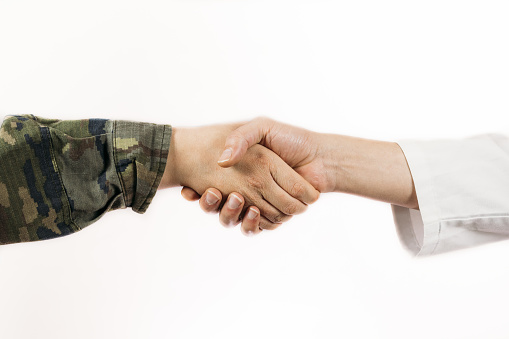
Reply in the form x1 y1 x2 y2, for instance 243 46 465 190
246 207 259 220
218 148 232 163
205 191 220 205
227 194 242 209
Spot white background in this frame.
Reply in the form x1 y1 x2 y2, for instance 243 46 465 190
1 1 509 338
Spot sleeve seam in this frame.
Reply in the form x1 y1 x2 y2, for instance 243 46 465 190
45 126 81 232
112 120 128 208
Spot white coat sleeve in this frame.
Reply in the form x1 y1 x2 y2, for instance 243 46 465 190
391 133 509 256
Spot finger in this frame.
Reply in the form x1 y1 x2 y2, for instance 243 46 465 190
198 188 223 213
181 187 201 201
255 198 293 224
241 206 263 236
262 179 309 216
217 117 275 168
270 157 320 205
219 193 245 228
258 215 284 231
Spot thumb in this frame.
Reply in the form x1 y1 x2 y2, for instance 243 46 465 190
217 118 273 167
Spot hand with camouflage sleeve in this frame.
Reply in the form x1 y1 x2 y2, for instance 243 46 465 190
158 123 320 233
0 115 319 244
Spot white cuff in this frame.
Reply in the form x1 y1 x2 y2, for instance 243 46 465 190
392 135 509 256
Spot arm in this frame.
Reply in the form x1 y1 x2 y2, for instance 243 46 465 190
315 134 418 209
0 115 318 245
0 114 171 244
216 118 417 207
160 123 319 230
188 118 509 256
183 118 418 233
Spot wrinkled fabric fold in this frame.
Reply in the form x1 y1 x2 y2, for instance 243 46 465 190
0 114 171 245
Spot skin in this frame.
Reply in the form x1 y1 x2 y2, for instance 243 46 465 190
158 122 320 233
181 117 418 235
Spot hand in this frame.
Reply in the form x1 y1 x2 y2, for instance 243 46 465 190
161 123 320 231
181 187 266 236
181 117 331 233
181 117 418 232
217 117 332 192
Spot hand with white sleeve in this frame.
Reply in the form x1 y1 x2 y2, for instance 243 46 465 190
181 117 418 234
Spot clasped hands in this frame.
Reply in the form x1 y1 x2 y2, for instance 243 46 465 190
160 118 334 236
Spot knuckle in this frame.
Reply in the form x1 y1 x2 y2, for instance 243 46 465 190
273 214 283 223
270 213 291 224
230 131 250 149
230 130 245 143
251 151 271 167
255 116 276 132
290 182 306 199
310 190 321 204
260 223 280 231
262 157 272 169
247 175 265 190
282 202 300 215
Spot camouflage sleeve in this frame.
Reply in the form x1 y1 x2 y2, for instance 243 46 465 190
0 114 171 245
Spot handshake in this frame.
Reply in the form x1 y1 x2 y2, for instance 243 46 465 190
159 117 419 236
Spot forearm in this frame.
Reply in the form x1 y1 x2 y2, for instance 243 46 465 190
319 134 419 209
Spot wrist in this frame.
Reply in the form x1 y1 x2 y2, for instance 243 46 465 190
314 133 348 193
159 127 190 189
159 124 237 191
317 134 418 208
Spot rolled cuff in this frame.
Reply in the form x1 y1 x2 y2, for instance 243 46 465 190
113 120 172 214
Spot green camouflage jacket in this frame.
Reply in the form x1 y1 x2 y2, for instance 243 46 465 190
0 114 171 245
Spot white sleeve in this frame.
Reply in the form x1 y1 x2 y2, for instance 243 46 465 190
392 133 509 256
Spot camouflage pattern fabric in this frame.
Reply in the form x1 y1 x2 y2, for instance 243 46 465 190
0 114 171 245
